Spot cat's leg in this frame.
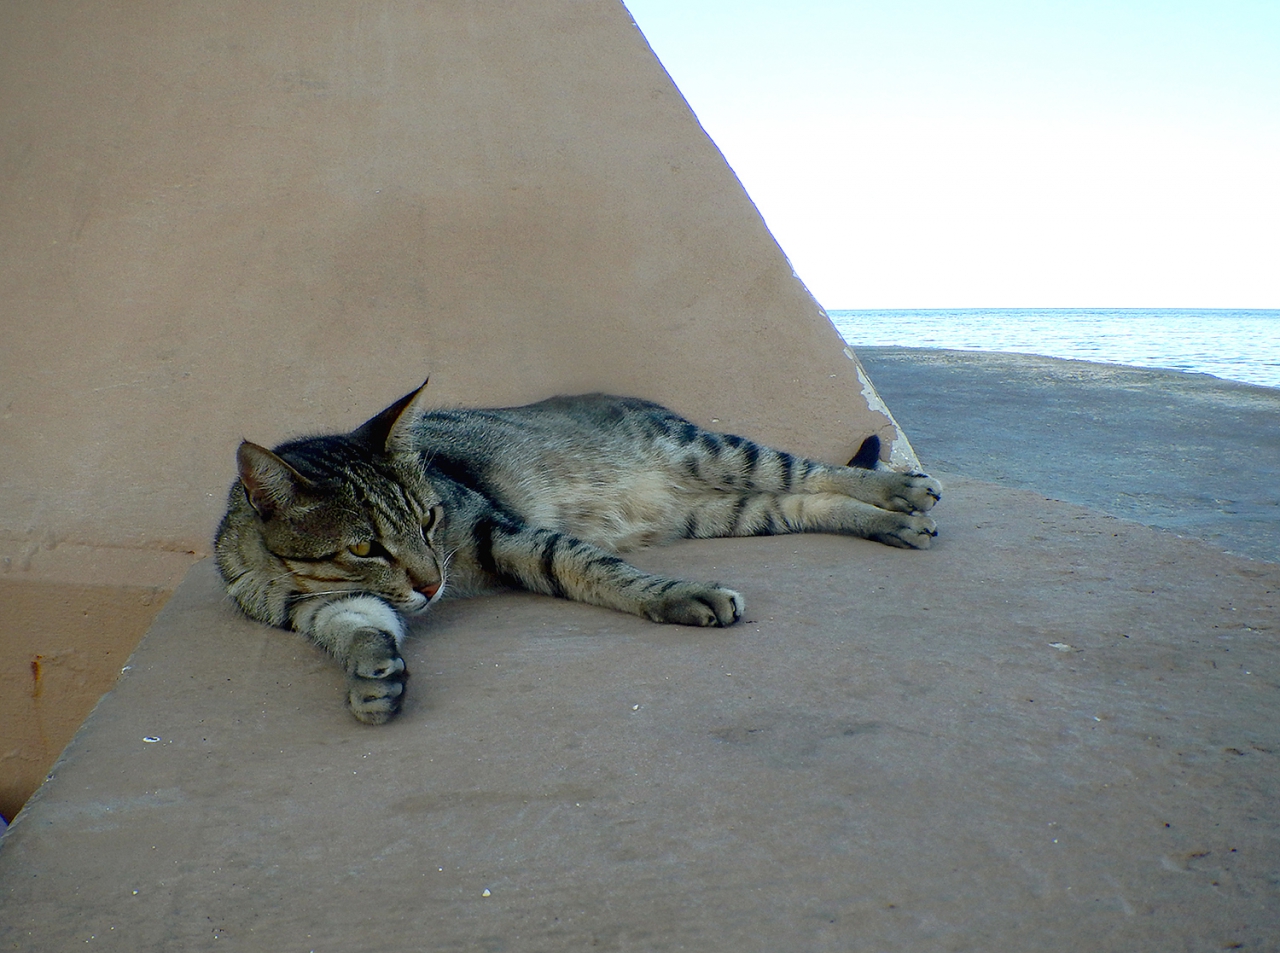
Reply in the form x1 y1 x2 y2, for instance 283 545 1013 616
470 515 743 627
291 595 408 724
683 491 937 549
671 428 941 515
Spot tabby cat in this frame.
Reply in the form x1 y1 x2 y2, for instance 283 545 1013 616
215 383 941 723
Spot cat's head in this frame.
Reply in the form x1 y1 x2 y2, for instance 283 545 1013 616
228 382 445 617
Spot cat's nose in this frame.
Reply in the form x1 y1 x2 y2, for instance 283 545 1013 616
416 581 440 599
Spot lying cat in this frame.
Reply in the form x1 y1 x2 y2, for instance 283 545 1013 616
215 383 941 723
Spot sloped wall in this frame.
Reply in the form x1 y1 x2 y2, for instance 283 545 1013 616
0 0 910 818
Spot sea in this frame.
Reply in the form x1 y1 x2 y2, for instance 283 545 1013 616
828 308 1280 390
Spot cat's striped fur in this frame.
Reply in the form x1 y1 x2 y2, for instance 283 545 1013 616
215 384 941 723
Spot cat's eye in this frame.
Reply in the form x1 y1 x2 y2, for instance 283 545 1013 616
422 506 441 537
348 541 373 558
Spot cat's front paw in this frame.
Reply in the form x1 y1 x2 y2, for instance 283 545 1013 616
878 471 942 514
343 629 408 725
646 583 744 627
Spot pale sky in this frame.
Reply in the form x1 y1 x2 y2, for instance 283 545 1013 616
622 0 1280 309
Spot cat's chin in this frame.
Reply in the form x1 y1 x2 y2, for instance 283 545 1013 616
400 591 434 615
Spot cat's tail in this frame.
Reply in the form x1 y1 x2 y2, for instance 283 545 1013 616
847 434 881 470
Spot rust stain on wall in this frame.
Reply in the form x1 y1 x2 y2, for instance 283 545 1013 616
30 655 43 700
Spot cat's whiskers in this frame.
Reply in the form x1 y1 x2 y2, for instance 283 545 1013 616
292 587 361 602
437 547 458 598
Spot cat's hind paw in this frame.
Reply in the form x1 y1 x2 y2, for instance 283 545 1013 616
880 472 942 514
871 513 938 550
646 583 744 627
344 629 408 725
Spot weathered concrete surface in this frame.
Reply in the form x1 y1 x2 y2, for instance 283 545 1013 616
0 0 902 818
2 477 1277 951
857 348 1280 564
0 581 169 819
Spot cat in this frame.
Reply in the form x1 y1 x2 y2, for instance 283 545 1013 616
215 382 941 724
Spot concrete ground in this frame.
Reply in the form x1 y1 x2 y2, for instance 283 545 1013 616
858 347 1280 563
2 354 1278 952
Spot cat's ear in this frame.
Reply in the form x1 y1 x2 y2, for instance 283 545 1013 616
353 379 430 455
236 441 310 519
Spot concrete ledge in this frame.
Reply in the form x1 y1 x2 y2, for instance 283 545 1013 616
0 579 177 821
3 477 1277 950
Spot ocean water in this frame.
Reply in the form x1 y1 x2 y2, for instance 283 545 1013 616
829 309 1280 390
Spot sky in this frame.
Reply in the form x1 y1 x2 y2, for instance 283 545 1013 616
622 0 1280 309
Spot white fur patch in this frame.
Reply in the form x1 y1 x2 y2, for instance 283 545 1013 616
312 595 406 647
